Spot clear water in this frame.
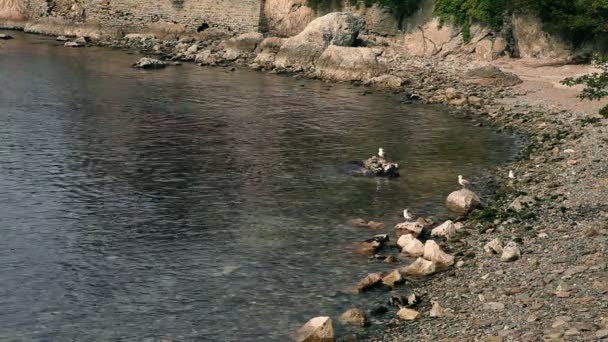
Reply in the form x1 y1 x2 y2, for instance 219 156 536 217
0 32 518 341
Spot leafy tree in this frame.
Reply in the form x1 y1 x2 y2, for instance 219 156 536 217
562 56 608 117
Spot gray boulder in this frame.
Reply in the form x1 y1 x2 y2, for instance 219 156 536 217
315 46 384 82
274 12 364 69
446 188 481 215
132 57 168 69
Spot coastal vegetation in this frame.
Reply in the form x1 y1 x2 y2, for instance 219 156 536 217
309 0 608 43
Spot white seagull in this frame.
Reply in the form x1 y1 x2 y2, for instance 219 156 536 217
378 148 385 159
508 170 516 179
458 175 471 189
403 209 414 221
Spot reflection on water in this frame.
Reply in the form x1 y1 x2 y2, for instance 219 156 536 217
0 32 518 341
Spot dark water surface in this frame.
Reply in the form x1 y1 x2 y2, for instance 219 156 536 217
0 32 518 341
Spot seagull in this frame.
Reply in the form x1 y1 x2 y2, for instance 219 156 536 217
403 209 414 221
508 170 516 179
458 175 471 189
378 148 385 159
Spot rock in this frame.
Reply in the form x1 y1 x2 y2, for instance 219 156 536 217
274 12 364 69
64 37 87 48
124 33 156 41
346 218 368 227
449 97 468 106
366 74 404 88
254 37 286 67
223 32 264 60
596 330 608 339
382 270 403 287
384 255 399 264
397 308 420 321
445 87 457 100
423 240 455 267
369 305 388 316
484 239 503 255
465 66 523 87
500 242 521 262
446 188 481 215
263 0 315 37
355 240 381 257
483 302 505 311
509 195 536 212
367 221 385 230
400 257 437 276
339 308 368 327
361 156 399 178
0 33 14 40
512 14 572 59
132 57 168 69
296 316 334 342
56 35 69 42
351 273 383 293
195 50 221 66
186 44 198 55
397 234 424 257
431 220 457 238
316 46 384 82
429 300 445 318
64 41 84 48
394 222 424 239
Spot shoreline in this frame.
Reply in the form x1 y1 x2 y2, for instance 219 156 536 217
3 20 608 341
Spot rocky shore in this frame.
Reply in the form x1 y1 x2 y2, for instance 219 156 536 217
2 12 607 341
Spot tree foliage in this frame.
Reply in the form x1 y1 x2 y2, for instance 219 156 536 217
562 56 608 115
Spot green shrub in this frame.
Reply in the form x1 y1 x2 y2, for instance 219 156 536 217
562 56 608 117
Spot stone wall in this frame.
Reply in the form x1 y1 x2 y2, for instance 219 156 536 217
3 0 264 34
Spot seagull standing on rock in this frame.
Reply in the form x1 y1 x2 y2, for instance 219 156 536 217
458 175 471 189
378 148 385 159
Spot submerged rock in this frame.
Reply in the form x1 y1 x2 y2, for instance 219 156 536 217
351 273 383 293
446 188 481 215
132 57 168 69
0 33 14 40
362 156 399 177
296 316 334 342
339 308 368 327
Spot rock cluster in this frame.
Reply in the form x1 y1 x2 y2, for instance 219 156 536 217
361 155 399 178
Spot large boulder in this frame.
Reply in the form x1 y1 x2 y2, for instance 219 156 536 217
254 37 287 68
296 316 334 342
512 14 572 59
446 188 481 215
315 46 384 82
263 0 315 37
274 12 364 70
223 32 264 61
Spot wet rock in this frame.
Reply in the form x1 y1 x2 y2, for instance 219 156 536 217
431 220 457 238
400 257 437 276
383 255 399 264
64 37 87 48
362 156 399 178
367 221 385 230
397 308 420 321
355 240 381 257
366 74 404 88
132 57 168 69
56 35 69 42
484 238 503 255
296 316 334 342
397 234 424 257
423 240 455 267
339 308 368 327
351 273 383 293
446 188 481 215
347 218 369 227
275 12 364 69
500 242 521 262
382 270 403 287
0 33 13 40
223 32 264 60
394 222 424 239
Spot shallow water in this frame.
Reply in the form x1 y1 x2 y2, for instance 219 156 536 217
0 32 518 341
